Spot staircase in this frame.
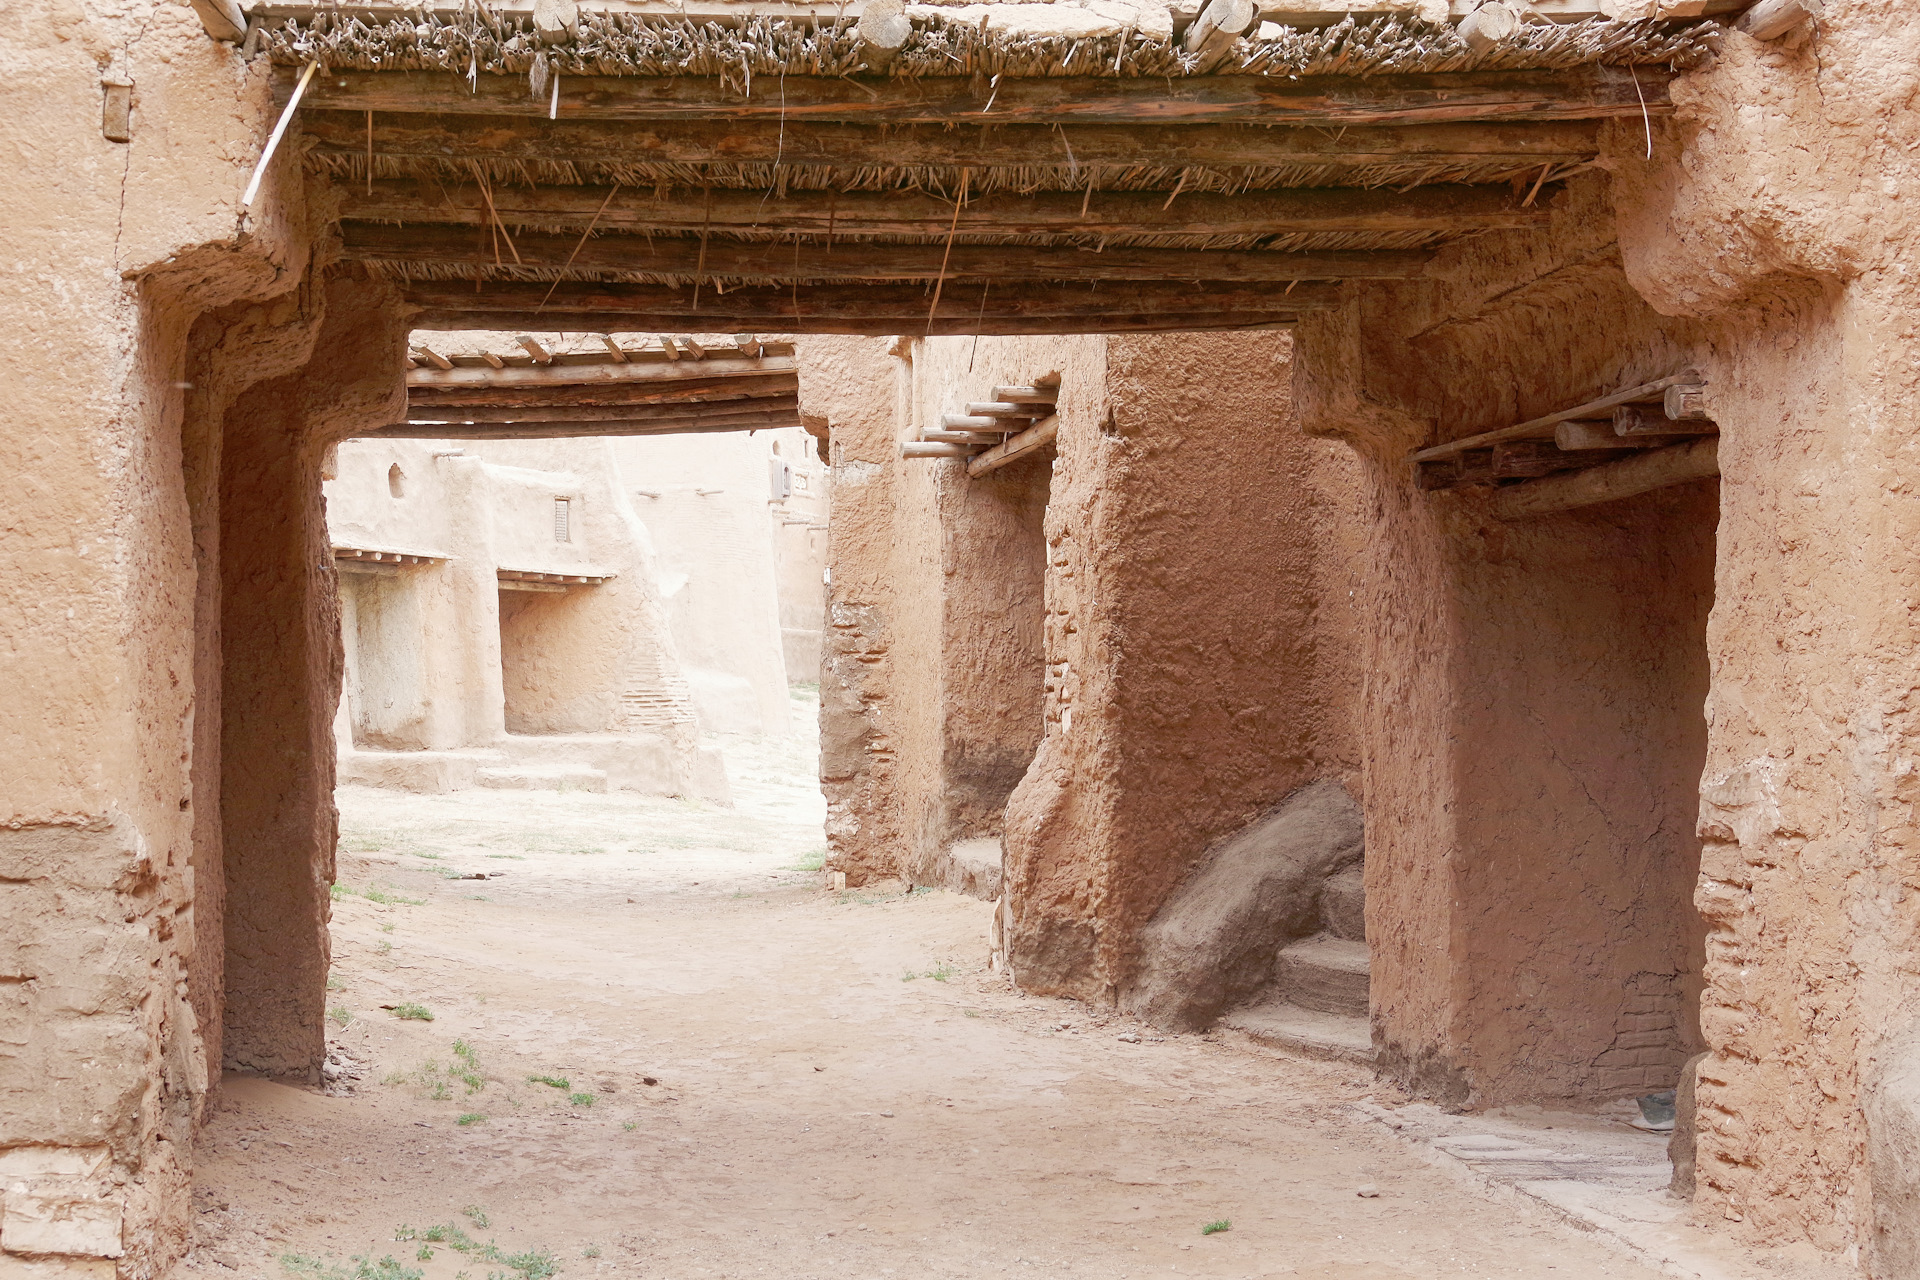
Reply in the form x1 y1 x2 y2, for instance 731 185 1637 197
1219 861 1374 1063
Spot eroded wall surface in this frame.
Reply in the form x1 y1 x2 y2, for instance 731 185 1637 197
1005 331 1367 1002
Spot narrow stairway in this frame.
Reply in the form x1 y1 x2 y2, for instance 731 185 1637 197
1221 863 1374 1063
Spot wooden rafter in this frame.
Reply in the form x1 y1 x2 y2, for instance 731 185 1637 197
344 225 1432 284
289 66 1671 127
410 395 799 424
346 181 1542 237
303 112 1607 171
406 353 792 388
411 309 1309 335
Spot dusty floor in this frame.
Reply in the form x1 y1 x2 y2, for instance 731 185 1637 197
179 702 1811 1280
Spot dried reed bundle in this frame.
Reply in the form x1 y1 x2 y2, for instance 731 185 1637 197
261 8 1718 80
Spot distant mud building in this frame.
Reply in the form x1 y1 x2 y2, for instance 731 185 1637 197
10 0 1920 1276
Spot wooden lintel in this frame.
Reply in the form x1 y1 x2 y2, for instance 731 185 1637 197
969 414 1060 478
347 180 1545 238
371 414 801 439
407 374 798 409
408 399 799 425
1408 372 1701 464
410 309 1303 335
342 224 1432 284
290 67 1672 128
1492 437 1720 520
303 112 1606 171
406 354 793 390
402 280 1341 320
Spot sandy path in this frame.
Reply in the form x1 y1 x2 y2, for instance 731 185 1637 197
179 717 1674 1280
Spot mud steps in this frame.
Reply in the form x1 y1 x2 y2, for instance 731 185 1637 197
1222 934 1374 1064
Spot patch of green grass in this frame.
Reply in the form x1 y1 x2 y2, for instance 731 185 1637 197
622 1121 636 1132
486 853 526 860
392 1225 557 1280
338 835 386 853
361 885 425 906
379 922 395 933
281 1253 423 1280
902 963 957 983
392 1003 433 1021
328 1005 354 1027
456 1112 485 1126
581 1244 602 1259
450 1040 485 1093
416 1245 433 1261
568 1092 596 1108
377 940 393 955
527 1075 571 1090
1201 1220 1232 1236
327 973 344 991
463 1206 491 1229
784 846 828 872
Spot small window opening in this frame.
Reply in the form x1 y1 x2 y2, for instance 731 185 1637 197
553 496 572 543
387 464 405 498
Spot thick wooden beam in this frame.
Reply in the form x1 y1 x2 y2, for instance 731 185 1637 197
305 111 1605 171
408 374 798 409
409 395 799 423
369 411 801 439
407 354 792 390
291 67 1671 127
343 224 1431 284
1491 438 1720 519
411 308 1302 335
403 279 1340 320
346 180 1541 237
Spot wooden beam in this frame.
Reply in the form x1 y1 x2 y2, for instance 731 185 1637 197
969 414 1060 477
1408 372 1700 463
1737 0 1822 40
346 179 1545 238
291 67 1672 127
409 395 799 423
408 377 799 411
407 354 793 389
411 309 1306 335
303 112 1606 171
402 280 1340 321
1492 438 1720 519
341 224 1432 284
369 410 801 439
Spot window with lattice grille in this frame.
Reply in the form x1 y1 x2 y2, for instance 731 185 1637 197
553 497 571 543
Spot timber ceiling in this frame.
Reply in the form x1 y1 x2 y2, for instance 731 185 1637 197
270 1 1726 335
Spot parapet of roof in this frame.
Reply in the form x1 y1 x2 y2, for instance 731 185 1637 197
253 5 1721 80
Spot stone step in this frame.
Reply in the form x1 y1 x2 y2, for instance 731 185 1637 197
1276 933 1371 1018
474 764 608 793
1219 1000 1375 1065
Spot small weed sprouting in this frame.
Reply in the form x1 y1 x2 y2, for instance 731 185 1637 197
462 1206 491 1229
328 1005 354 1027
360 885 425 906
382 1070 408 1087
281 1253 423 1280
328 884 349 902
391 1224 556 1280
327 973 344 991
379 922 395 934
376 941 393 955
568 1092 596 1108
622 1120 637 1131
902 963 957 983
527 1075 570 1090
582 1244 602 1258
485 854 526 860
416 1246 432 1261
429 1081 451 1101
1201 1220 1232 1236
450 1040 485 1092
455 1112 484 1126
963 1009 982 1018
391 1003 433 1021
784 846 827 872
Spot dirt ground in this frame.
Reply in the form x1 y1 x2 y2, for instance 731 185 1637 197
178 700 1738 1280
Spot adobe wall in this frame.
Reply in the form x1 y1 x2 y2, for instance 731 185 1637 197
1606 5 1920 1263
0 2 390 1272
1004 331 1367 1001
799 334 1073 893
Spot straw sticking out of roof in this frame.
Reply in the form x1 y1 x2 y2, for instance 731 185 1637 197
259 10 1719 81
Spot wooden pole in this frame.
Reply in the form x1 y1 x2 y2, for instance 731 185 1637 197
968 414 1059 477
1491 438 1719 520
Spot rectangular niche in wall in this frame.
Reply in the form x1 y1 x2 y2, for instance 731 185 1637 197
338 566 429 749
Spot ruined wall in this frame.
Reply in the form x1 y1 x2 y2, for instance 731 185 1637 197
1004 330 1367 1001
1294 173 1719 1109
1603 5 1920 1260
799 337 910 883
